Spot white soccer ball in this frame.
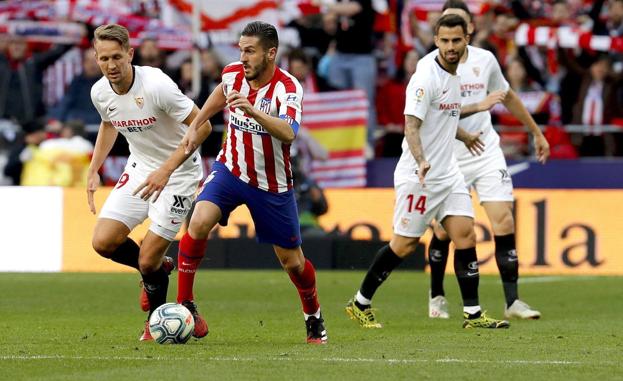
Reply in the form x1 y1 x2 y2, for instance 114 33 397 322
148 303 195 344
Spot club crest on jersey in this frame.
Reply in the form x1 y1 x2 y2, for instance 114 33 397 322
135 96 144 109
472 67 481 77
259 98 271 113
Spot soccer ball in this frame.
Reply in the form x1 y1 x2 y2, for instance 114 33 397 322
148 303 195 344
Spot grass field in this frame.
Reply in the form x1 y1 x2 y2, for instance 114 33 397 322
0 270 621 380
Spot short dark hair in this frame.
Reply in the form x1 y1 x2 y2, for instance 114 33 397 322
434 14 468 35
241 21 279 50
442 0 473 22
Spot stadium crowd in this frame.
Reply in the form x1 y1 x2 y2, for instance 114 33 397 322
0 0 622 187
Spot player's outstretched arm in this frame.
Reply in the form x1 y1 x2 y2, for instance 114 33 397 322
460 90 507 119
456 127 485 156
405 115 431 186
87 121 118 214
133 106 212 202
227 90 297 144
502 89 550 164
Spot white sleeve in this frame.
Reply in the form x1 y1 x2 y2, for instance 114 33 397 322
90 85 109 122
404 69 436 121
487 54 510 93
151 71 195 123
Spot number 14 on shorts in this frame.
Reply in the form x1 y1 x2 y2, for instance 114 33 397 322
406 194 427 214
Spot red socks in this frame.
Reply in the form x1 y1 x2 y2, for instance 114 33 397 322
288 259 320 315
177 233 207 303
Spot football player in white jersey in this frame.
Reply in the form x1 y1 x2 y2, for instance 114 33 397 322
86 24 212 341
346 14 510 329
426 0 550 321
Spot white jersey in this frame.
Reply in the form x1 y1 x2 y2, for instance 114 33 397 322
452 45 510 164
397 51 462 185
91 66 201 181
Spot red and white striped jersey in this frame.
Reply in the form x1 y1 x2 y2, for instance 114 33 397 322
217 62 303 193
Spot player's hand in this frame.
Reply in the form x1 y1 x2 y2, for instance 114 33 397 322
182 124 200 155
417 160 431 187
133 168 172 202
86 171 100 215
534 133 550 164
464 131 485 156
479 90 507 112
226 90 254 115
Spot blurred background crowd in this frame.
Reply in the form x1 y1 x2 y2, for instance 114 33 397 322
1 0 622 190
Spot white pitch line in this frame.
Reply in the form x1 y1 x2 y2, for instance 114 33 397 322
0 355 607 366
518 276 601 284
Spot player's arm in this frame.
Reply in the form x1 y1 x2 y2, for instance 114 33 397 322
460 90 507 119
456 127 485 156
134 105 212 201
183 83 227 154
227 90 298 144
87 121 118 214
404 115 430 186
502 89 550 164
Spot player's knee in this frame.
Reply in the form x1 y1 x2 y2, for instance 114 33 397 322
138 257 160 274
188 217 211 239
280 255 304 274
390 239 418 258
92 236 118 258
491 212 514 235
453 228 477 250
434 226 449 241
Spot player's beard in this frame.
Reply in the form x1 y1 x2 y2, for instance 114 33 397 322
244 55 269 81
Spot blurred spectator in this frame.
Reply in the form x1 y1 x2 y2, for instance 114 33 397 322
49 48 102 126
288 49 320 93
3 120 47 185
375 49 419 157
134 38 165 69
0 36 72 125
326 0 378 150
176 59 194 98
570 54 622 156
288 12 337 59
195 49 226 158
21 120 93 186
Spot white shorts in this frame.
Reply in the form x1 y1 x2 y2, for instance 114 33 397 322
99 160 199 241
460 146 514 203
393 174 474 238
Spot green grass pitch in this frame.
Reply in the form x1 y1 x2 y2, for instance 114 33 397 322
0 270 621 380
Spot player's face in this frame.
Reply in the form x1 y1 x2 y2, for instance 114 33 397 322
94 39 134 85
434 26 468 66
239 36 275 81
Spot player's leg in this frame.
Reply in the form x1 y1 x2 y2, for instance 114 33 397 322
273 244 326 344
346 179 431 328
176 164 242 338
91 218 138 268
482 201 540 319
441 213 509 329
428 221 450 318
136 230 173 341
346 233 421 326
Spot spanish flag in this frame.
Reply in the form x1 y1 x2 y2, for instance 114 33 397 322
303 90 368 188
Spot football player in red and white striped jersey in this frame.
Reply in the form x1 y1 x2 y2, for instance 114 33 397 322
176 21 327 344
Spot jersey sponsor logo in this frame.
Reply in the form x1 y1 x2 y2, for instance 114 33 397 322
439 103 461 110
109 106 117 112
282 114 295 125
111 117 157 131
442 89 449 94
135 96 144 109
171 219 182 225
170 195 190 215
259 97 272 114
229 113 268 135
285 94 299 108
460 83 485 97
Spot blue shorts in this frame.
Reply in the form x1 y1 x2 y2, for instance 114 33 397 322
196 161 302 248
